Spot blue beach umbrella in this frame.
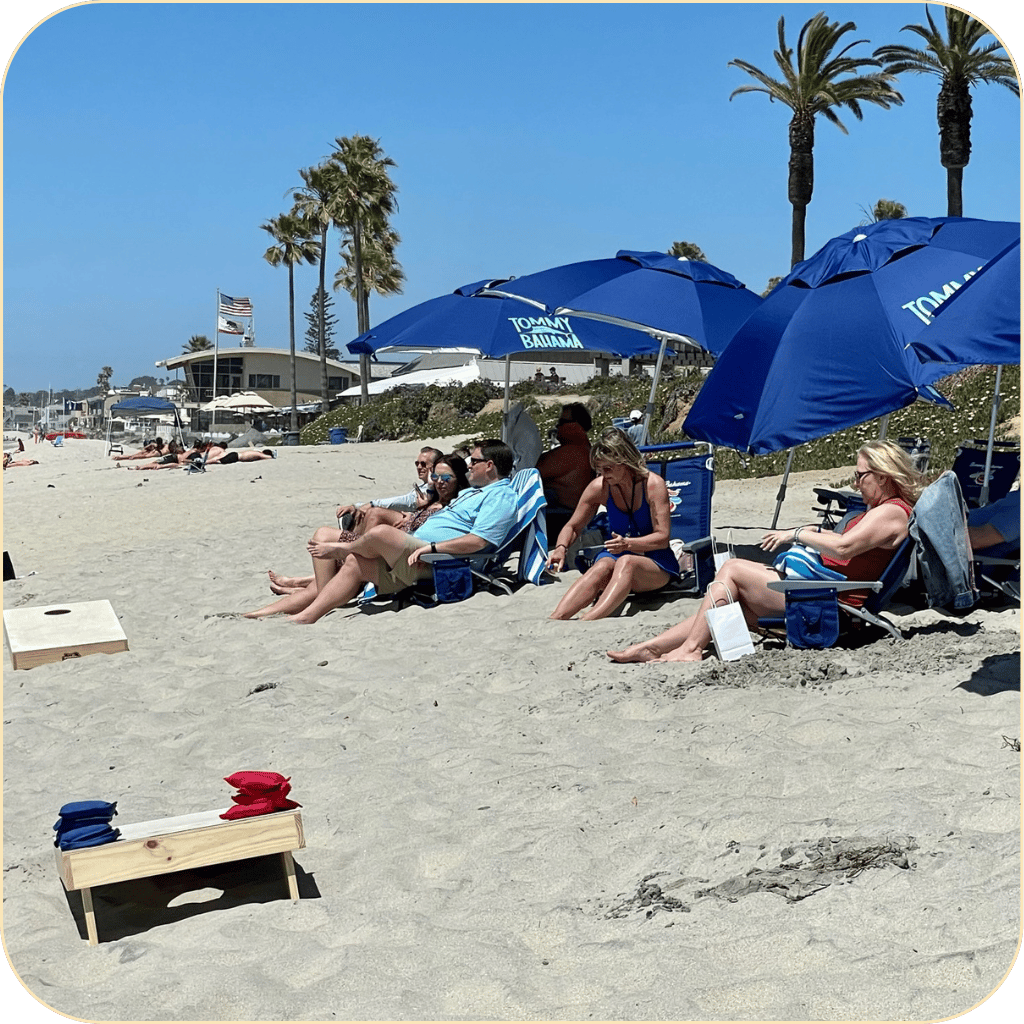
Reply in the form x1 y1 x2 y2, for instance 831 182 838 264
482 250 764 441
908 236 1021 505
346 278 665 439
684 217 1020 456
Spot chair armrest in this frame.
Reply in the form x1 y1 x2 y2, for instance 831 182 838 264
973 553 1019 568
679 535 714 553
767 579 882 594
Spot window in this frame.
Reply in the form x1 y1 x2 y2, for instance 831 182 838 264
189 357 242 401
248 374 280 389
328 376 348 391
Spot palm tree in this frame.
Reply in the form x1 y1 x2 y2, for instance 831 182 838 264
290 163 342 411
762 275 785 297
334 227 405 320
729 12 903 267
668 241 708 261
182 334 214 353
261 212 321 436
859 198 909 224
875 6 1018 217
327 135 399 403
96 366 113 391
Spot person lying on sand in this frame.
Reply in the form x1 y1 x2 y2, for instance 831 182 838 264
117 440 192 469
245 441 517 624
335 446 443 528
608 441 925 663
548 427 677 621
4 452 40 468
112 438 166 460
267 454 470 594
204 447 277 465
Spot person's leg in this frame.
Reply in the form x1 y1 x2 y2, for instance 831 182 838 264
550 558 615 619
659 559 783 662
244 579 320 618
579 556 670 621
607 609 703 662
289 553 381 624
307 523 415 566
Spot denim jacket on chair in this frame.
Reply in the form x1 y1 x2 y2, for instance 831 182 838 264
909 471 977 610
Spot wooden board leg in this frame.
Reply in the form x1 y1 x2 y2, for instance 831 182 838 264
281 850 298 902
81 886 98 945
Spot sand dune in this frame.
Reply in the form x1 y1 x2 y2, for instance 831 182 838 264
2 435 1019 1021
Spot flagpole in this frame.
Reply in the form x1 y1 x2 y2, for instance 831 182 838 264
213 287 221 402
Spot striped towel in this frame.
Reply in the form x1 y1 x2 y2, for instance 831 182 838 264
508 468 549 585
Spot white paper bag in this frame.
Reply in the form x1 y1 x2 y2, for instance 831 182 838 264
714 530 735 572
705 580 756 661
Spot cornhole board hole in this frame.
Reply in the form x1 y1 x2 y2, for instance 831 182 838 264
56 808 305 945
3 599 128 670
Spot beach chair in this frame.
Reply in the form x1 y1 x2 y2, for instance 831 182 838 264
362 468 549 608
952 439 1020 509
761 536 914 647
974 551 1020 604
575 441 716 596
505 402 543 472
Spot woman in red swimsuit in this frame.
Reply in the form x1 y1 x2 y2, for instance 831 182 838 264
608 440 924 663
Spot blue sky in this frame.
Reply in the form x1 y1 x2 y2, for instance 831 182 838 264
2 2 1021 394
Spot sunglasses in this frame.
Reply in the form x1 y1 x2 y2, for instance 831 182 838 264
468 456 489 465
853 469 874 483
430 472 455 483
414 460 430 468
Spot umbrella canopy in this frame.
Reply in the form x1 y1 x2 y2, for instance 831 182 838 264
201 391 279 413
684 217 1019 455
483 250 763 356
908 236 1020 367
346 279 663 360
109 396 181 417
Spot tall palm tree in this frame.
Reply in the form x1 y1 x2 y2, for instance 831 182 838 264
729 12 903 267
290 163 342 411
875 6 1018 217
96 366 113 390
261 212 321 435
182 334 214 353
334 227 405 320
327 135 399 403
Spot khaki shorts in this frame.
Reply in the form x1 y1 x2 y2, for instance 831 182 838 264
374 534 433 595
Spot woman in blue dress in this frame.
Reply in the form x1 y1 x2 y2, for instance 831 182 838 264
547 427 678 620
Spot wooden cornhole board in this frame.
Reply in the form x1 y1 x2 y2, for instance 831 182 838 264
3 599 128 670
56 808 305 945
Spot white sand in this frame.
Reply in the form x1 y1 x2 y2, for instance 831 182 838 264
2 435 1020 1021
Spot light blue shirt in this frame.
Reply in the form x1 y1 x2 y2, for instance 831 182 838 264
413 478 518 549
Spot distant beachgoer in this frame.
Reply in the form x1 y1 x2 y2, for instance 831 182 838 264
112 438 167 460
118 440 194 470
205 448 277 465
4 452 39 469
547 367 560 385
32 425 41 445
608 440 924 663
625 409 645 445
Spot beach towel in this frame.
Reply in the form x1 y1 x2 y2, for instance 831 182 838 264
773 545 847 582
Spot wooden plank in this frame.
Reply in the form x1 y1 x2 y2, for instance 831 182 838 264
57 810 304 890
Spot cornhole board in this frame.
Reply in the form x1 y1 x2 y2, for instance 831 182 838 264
56 808 305 945
3 599 128 670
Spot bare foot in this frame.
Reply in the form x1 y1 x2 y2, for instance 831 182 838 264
268 570 313 589
269 581 304 596
659 647 705 663
607 643 661 663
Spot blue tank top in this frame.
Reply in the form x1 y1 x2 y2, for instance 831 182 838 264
595 476 679 578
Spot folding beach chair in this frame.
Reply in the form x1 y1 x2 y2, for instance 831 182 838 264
575 441 716 596
361 468 549 608
952 439 1020 510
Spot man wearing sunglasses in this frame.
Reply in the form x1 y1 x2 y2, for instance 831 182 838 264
536 402 595 540
245 440 519 623
336 446 443 529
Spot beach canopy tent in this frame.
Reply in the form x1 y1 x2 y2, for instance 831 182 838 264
339 361 483 397
347 277 666 440
683 217 1019 522
908 236 1021 506
105 396 185 448
482 251 763 443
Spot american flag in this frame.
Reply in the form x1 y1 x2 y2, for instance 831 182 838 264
219 294 253 317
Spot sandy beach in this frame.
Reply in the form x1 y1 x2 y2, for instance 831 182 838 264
2 434 1020 1021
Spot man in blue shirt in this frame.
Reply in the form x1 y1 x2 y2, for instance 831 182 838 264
968 489 1020 558
245 440 518 624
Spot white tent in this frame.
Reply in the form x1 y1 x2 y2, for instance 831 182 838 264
339 361 483 397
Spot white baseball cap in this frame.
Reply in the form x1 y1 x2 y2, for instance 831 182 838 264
630 409 642 421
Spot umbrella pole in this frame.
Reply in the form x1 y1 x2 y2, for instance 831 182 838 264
640 334 669 447
877 414 890 440
980 364 1003 507
771 448 796 529
501 355 512 444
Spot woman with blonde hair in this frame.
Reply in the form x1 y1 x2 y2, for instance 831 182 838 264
609 440 925 662
547 427 679 620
